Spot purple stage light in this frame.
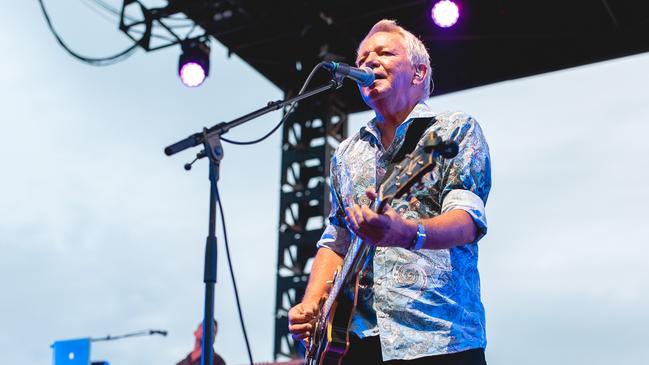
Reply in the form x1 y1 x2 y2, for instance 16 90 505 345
431 0 460 28
179 62 207 87
178 38 210 87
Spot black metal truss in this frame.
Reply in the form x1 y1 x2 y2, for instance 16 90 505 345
119 0 207 52
274 95 347 360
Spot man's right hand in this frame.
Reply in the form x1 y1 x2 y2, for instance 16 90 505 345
288 301 320 342
287 247 342 344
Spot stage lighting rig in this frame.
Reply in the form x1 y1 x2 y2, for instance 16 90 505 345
118 0 212 86
178 37 211 87
119 0 204 51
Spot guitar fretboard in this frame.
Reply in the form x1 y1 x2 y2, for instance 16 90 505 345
319 235 364 323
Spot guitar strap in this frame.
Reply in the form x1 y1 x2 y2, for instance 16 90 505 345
381 116 437 186
358 116 438 287
329 116 437 227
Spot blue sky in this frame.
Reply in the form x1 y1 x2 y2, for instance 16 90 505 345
1 1 648 365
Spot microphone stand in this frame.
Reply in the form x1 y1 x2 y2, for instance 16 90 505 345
90 329 167 342
165 77 343 365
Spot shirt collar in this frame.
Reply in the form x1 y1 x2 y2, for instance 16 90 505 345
361 102 436 143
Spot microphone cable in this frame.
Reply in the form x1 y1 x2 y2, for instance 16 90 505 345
214 183 254 365
211 64 333 363
220 62 325 145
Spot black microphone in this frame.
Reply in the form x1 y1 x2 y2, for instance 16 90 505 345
150 330 168 336
322 61 375 87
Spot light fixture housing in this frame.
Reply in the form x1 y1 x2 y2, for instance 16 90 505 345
431 0 461 28
178 38 210 87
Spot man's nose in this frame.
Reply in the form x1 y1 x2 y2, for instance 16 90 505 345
364 52 380 68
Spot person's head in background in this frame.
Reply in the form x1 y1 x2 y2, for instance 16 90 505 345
194 319 218 348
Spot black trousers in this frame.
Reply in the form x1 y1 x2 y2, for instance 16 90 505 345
341 335 487 365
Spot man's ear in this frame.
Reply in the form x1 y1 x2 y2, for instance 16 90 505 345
413 64 427 84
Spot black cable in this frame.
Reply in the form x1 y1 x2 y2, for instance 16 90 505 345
83 0 195 28
159 17 197 28
79 0 177 44
83 0 135 21
80 0 118 24
86 0 119 16
128 28 178 43
185 23 198 38
214 184 254 365
221 62 325 145
38 0 138 66
79 0 192 45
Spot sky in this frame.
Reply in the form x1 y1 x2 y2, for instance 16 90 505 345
1 1 648 365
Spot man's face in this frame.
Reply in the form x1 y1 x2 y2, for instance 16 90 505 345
356 31 416 108
194 323 204 342
194 322 217 344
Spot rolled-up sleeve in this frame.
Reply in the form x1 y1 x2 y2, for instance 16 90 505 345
438 113 491 241
316 223 351 255
441 189 488 241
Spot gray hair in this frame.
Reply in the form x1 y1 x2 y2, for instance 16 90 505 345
358 19 433 101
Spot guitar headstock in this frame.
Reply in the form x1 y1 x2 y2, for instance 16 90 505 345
377 132 457 211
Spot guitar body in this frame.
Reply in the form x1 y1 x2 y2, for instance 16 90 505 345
306 244 373 365
309 286 355 365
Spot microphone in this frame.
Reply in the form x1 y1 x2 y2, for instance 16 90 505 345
150 330 168 336
322 61 375 87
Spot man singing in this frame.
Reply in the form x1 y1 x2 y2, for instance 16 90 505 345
288 19 491 365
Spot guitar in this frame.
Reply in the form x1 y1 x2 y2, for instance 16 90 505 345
304 132 458 365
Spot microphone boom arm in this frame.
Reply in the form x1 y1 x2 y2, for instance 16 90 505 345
90 329 167 342
164 78 343 157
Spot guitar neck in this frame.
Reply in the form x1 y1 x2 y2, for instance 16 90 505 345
320 228 380 319
320 194 388 317
320 236 362 317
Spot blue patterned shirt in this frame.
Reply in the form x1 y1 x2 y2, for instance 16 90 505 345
317 103 491 360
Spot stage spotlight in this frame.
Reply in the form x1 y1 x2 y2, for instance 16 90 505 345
178 38 210 87
431 0 460 28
